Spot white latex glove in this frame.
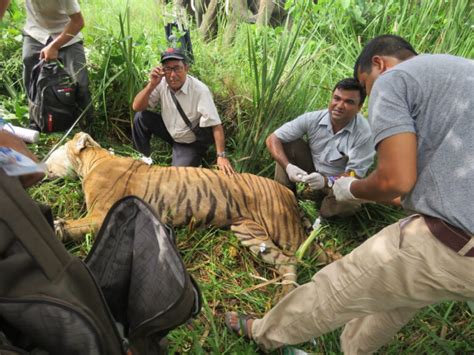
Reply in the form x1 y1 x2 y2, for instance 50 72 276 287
302 172 325 190
332 176 358 202
285 163 308 183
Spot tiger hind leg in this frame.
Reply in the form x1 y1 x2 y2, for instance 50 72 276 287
230 219 298 301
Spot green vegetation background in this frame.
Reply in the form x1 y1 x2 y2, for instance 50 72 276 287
0 0 473 353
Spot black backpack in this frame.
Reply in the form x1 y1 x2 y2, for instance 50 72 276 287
0 170 125 354
28 60 79 132
86 196 202 354
0 172 201 354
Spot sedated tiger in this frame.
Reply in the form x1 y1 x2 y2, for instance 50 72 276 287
46 132 332 297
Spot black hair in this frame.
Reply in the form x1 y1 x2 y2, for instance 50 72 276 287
354 35 417 79
333 78 366 105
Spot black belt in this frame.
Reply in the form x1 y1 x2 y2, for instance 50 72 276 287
423 215 474 257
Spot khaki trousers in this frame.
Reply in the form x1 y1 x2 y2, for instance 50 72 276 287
251 215 474 353
274 139 360 217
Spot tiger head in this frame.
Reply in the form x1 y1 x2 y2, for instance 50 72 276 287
45 132 102 179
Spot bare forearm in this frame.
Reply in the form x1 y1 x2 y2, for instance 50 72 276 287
266 134 289 168
49 12 84 50
212 124 226 153
351 133 417 202
132 83 155 111
351 171 404 202
212 124 235 174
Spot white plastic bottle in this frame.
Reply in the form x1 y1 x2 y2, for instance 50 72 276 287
3 124 40 143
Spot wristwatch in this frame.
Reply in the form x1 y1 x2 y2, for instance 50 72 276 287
217 151 227 158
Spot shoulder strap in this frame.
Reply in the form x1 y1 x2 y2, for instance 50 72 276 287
28 60 46 101
169 90 193 129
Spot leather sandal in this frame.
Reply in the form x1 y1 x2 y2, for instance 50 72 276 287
224 312 254 339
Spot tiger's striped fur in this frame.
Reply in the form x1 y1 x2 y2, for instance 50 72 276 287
47 133 328 296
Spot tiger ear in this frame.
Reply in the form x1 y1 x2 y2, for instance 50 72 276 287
72 132 101 154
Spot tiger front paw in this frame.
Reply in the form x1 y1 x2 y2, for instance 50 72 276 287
54 218 67 242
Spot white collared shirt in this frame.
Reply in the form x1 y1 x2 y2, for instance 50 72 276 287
274 109 375 177
148 75 221 143
24 0 82 46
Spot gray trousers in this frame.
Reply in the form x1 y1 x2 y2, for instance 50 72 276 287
274 139 360 218
132 110 209 167
23 35 93 126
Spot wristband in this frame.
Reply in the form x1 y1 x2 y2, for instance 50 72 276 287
327 176 337 188
217 151 227 158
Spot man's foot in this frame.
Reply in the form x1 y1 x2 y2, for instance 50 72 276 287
225 312 254 339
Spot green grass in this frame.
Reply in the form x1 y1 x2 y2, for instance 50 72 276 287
1 0 473 353
19 133 473 354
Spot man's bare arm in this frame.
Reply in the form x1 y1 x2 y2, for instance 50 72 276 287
40 12 84 61
0 131 44 187
351 132 417 202
132 67 163 111
266 133 290 169
212 124 235 175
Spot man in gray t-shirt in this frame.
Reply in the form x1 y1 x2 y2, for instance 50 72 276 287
266 78 374 218
225 35 474 354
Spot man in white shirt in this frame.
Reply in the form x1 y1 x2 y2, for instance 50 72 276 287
0 0 92 130
266 78 374 217
132 47 234 174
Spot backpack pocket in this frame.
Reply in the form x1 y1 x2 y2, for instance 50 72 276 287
41 82 78 132
0 298 105 355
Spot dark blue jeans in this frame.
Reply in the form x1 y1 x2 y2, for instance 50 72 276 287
132 110 210 167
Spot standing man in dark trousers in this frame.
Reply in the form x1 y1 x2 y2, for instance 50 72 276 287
0 0 93 130
132 47 235 174
225 35 474 354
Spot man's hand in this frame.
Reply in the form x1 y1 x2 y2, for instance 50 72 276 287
0 131 44 187
286 163 307 183
40 42 59 61
217 156 235 175
333 176 358 202
38 12 84 62
302 172 325 190
132 66 164 111
149 66 164 88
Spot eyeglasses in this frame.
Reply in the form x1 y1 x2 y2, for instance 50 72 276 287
163 66 185 74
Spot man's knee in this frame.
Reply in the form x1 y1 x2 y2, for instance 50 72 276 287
319 195 361 218
172 144 204 167
134 110 158 125
274 162 295 192
133 111 155 131
133 111 144 126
